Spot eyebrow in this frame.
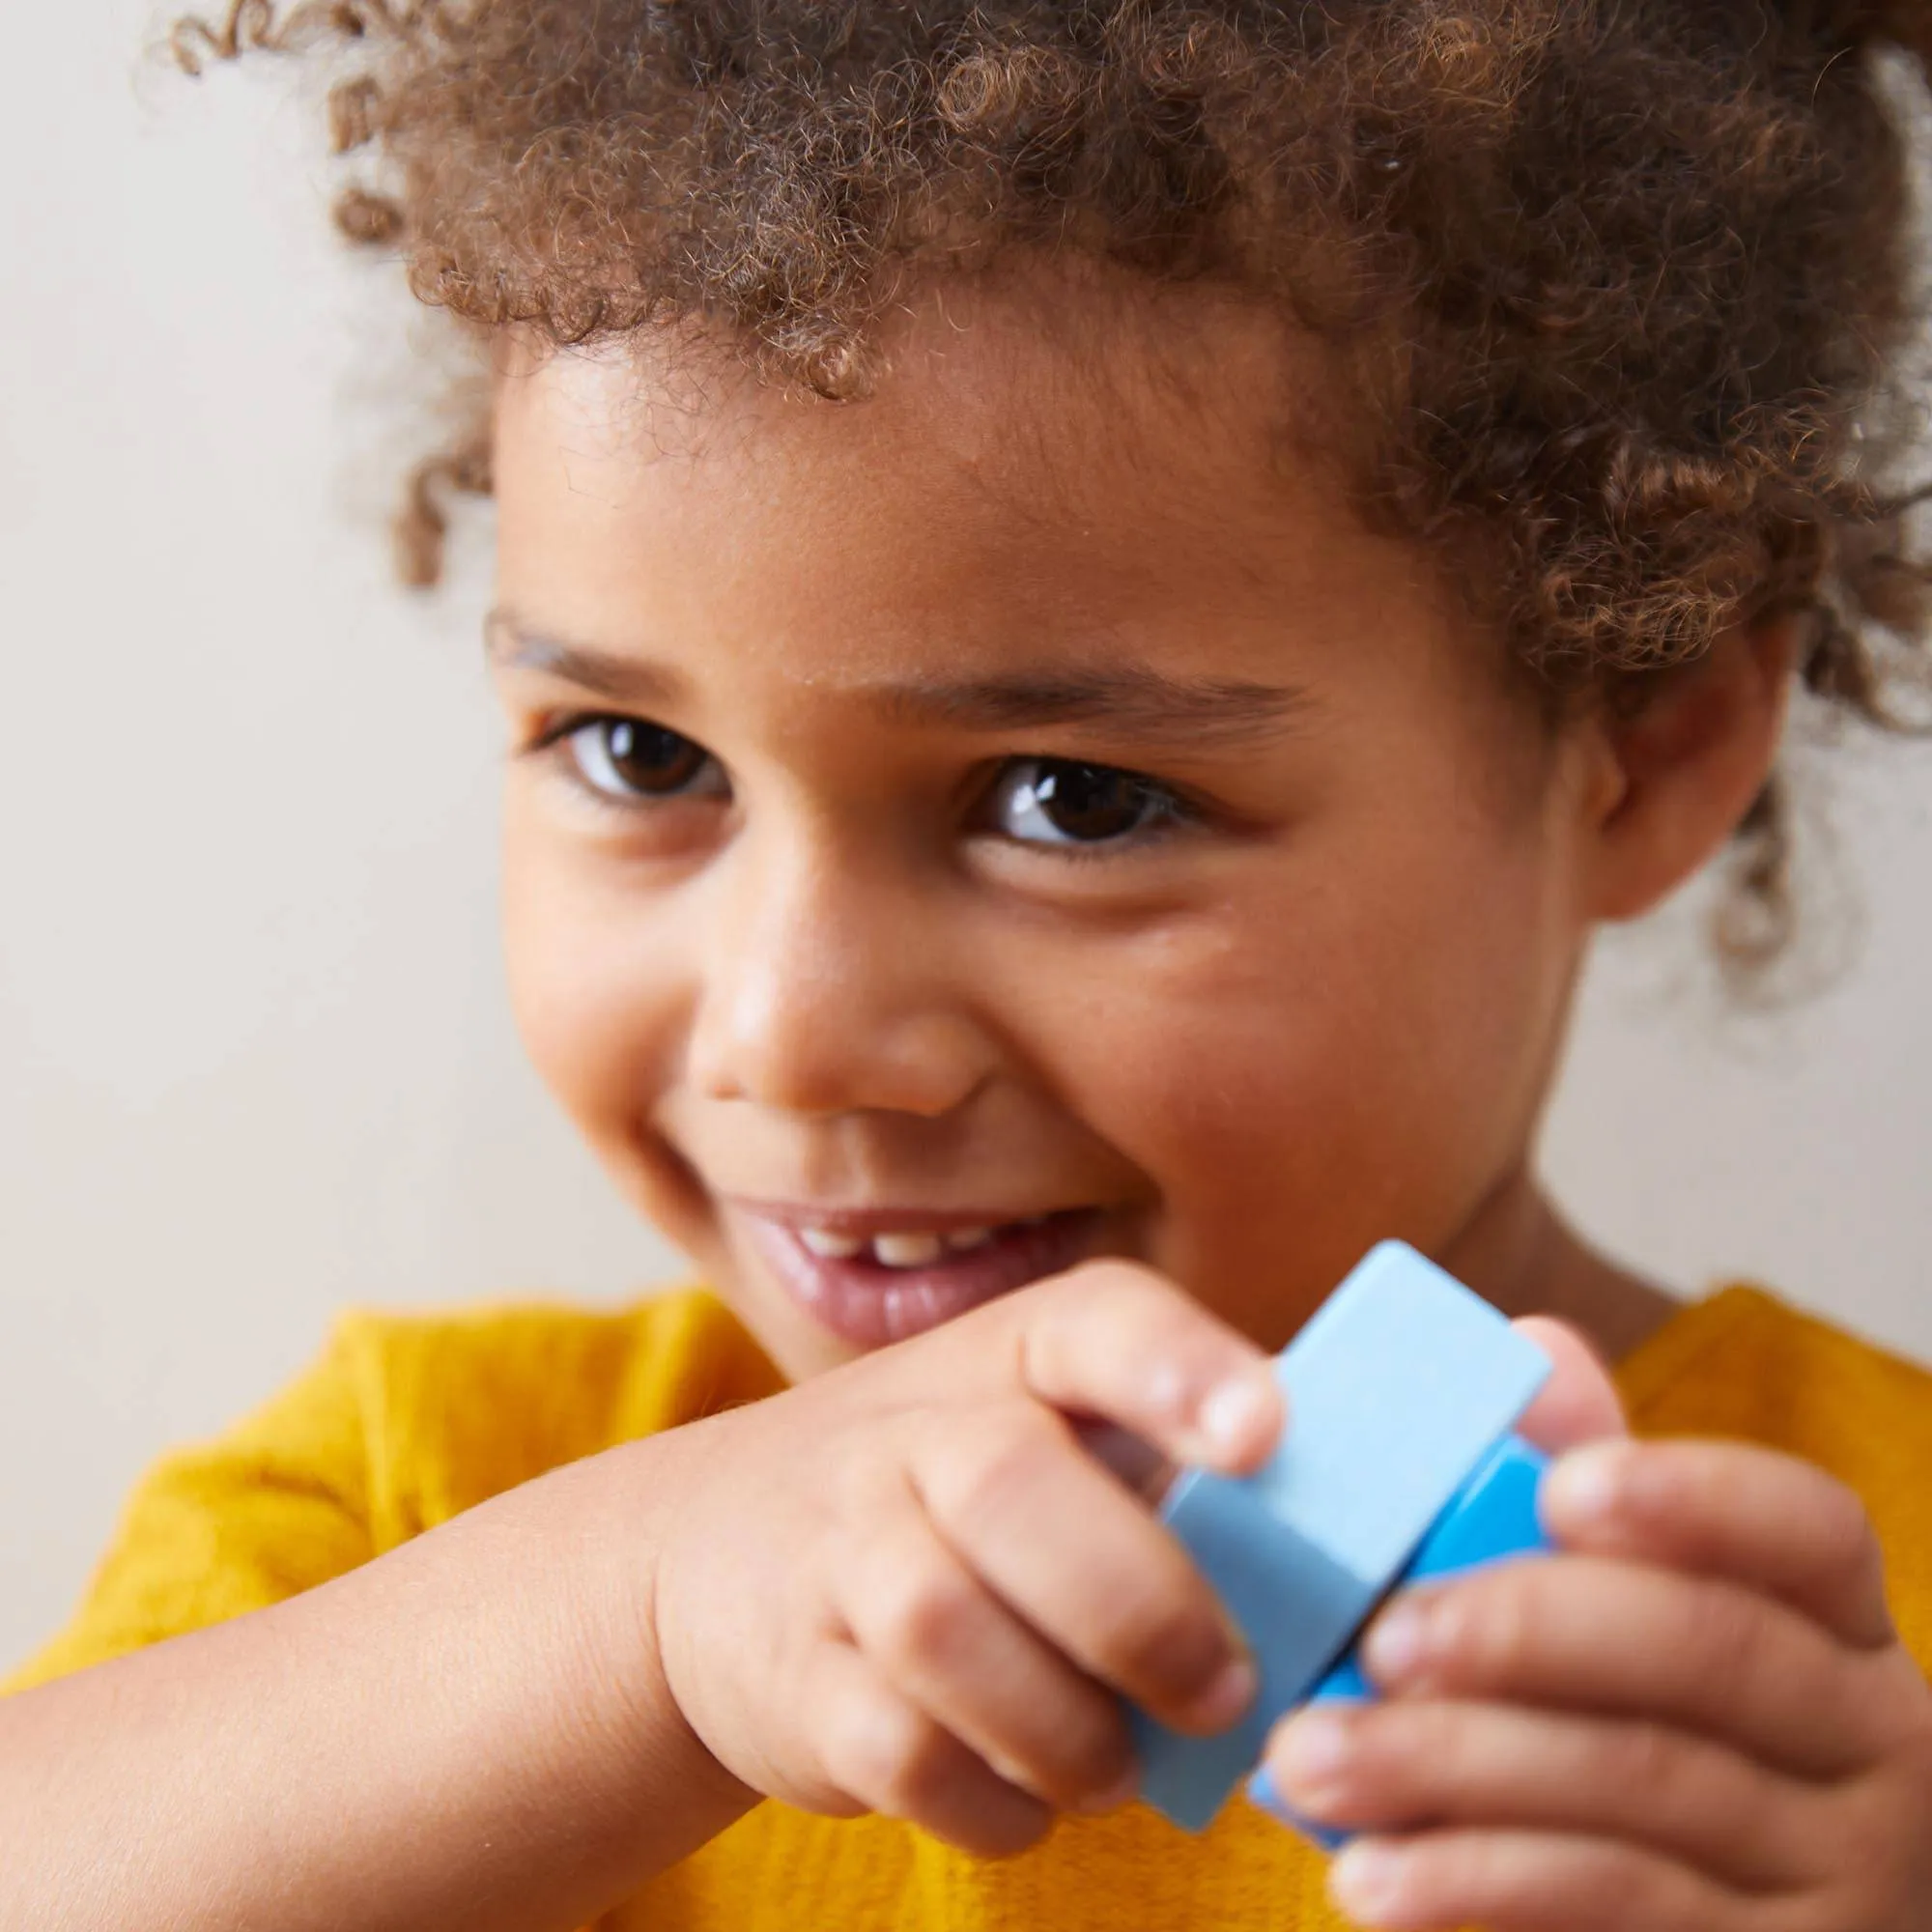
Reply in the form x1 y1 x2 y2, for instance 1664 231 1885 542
867 668 1311 749
486 611 688 707
487 611 1312 750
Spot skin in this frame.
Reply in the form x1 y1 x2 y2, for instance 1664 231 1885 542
491 278 1662 1375
0 265 1924 1931
1260 1437 1932 1930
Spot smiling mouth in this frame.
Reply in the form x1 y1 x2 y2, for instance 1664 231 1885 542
732 1204 1110 1347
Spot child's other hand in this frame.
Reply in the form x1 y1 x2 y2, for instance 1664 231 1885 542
646 1261 1283 1856
1261 1427 1932 1930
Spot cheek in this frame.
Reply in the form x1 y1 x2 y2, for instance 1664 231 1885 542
500 816 689 1167
1041 820 1571 1338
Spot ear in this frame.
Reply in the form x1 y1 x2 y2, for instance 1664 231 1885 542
1576 615 1800 924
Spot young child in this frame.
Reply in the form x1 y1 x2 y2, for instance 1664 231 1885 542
5 0 1931 1926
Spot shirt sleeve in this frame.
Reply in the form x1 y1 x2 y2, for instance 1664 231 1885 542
2 1321 377 1696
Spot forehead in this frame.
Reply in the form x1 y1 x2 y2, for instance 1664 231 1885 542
488 267 1454 692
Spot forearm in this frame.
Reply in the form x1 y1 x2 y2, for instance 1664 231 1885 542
0 1433 754 1932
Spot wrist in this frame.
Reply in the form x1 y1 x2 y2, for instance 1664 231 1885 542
533 1425 758 1879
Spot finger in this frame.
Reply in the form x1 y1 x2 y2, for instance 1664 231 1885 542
1071 1419 1171 1501
1542 1437 1895 1650
1003 1260 1285 1474
912 1399 1257 1734
1260 1696 1819 1890
1323 1828 1762 1932
1359 1553 1892 1777
1509 1317 1628 1454
835 1473 1134 1811
809 1641 1051 1859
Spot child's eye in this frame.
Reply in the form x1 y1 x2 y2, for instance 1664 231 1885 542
983 757 1186 847
545 715 727 803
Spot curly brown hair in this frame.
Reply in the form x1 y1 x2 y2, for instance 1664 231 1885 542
173 0 1932 960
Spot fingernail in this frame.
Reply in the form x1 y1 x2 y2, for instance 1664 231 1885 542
1197 1376 1280 1461
1187 1653 1259 1731
1246 1760 1289 1819
1545 1440 1625 1525
1070 1766 1141 1816
1271 1708 1354 1796
1361 1598 1434 1686
1330 1839 1406 1920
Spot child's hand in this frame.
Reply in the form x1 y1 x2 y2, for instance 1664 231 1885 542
1259 1435 1932 1930
647 1260 1285 1855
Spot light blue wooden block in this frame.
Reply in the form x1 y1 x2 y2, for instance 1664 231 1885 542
1130 1240 1549 1831
1252 1431 1553 1849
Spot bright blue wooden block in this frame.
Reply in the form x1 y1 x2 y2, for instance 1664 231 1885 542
1130 1241 1549 1832
1251 1431 1552 1849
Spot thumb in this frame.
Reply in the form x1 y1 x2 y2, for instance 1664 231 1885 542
1510 1316 1628 1453
1082 1316 1628 1493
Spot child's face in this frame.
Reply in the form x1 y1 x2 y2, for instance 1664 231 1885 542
488 272 1607 1379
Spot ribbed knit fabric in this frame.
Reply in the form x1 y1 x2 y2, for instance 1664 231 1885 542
8 1283 1929 1930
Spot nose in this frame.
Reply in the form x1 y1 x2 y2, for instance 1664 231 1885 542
683 821 997 1119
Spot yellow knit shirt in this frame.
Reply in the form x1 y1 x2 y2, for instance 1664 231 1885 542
8 1285 1932 1930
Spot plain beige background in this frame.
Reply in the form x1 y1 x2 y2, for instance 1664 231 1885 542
3 4 1928 1671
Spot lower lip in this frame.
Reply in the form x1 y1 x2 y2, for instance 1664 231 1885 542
738 1208 1109 1347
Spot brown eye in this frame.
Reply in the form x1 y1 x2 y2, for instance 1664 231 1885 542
565 717 724 801
988 757 1180 846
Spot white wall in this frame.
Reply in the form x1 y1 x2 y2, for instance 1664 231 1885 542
3 2 1928 1671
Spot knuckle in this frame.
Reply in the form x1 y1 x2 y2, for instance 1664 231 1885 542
1346 1700 1450 1800
1040 1260 1190 1352
868 1563 983 1676
1103 1575 1231 1701
1446 1563 1541 1682
1799 1474 1883 1601
1684 1752 1767 1861
1674 1582 1767 1708
1027 1702 1134 1805
1600 1723 1677 1777
941 1407 1064 1534
1021 1260 1114 1335
879 1722 964 1818
1597 1719 1680 1795
1022 1262 1150 1359
830 1695 952 1818
1812 1479 1875 1573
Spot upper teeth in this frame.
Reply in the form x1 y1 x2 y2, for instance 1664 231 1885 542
872 1231 946 1267
797 1225 999 1266
797 1228 868 1259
